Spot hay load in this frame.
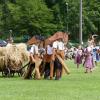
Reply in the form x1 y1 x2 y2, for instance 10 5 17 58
6 43 30 64
8 51 23 69
16 43 30 62
0 56 5 70
0 47 7 56
0 43 30 76
0 47 7 71
6 43 30 76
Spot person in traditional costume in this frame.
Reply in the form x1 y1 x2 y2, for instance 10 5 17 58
92 43 100 66
57 39 65 59
74 45 83 68
87 34 95 47
87 34 99 66
95 44 100 63
24 43 42 79
98 48 100 61
53 39 65 80
30 44 39 63
44 43 55 80
83 46 94 73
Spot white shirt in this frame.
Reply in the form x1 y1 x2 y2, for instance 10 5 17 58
57 41 65 50
47 45 53 55
53 41 58 49
30 44 38 54
77 49 83 56
73 49 78 55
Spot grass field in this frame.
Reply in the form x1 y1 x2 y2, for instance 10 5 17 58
0 60 100 100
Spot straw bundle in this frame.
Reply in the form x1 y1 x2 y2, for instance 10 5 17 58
0 56 5 70
6 44 17 53
16 43 27 51
0 47 7 56
0 47 8 71
16 43 30 62
8 51 23 69
6 43 29 62
0 43 30 76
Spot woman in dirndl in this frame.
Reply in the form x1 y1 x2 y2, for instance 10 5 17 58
84 46 94 73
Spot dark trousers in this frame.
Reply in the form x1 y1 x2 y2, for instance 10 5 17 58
54 58 62 80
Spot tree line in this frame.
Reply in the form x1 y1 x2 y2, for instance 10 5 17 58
0 0 100 42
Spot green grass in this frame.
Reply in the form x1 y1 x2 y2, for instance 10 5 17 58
0 60 100 100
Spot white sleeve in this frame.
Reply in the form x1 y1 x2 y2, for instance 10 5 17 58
62 43 65 50
35 45 39 54
29 46 34 53
53 41 57 49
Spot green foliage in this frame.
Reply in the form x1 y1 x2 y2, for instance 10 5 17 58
0 0 100 42
0 0 55 37
83 0 100 36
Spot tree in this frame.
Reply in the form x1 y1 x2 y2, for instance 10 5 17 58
0 0 57 37
0 0 100 42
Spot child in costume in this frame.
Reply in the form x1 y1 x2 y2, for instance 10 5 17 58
74 45 83 68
